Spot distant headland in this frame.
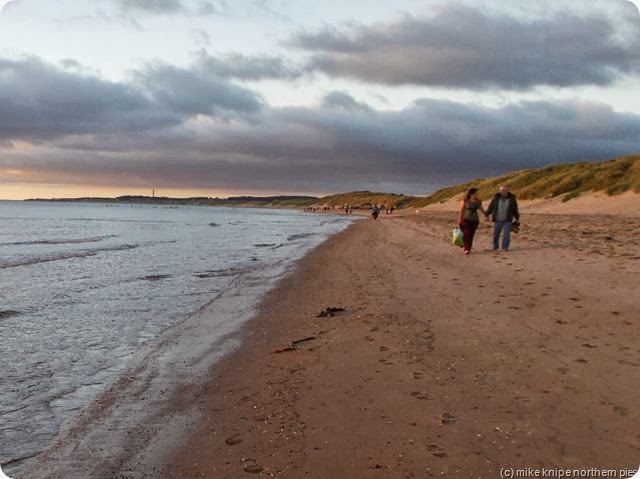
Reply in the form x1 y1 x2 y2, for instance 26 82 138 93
24 194 320 208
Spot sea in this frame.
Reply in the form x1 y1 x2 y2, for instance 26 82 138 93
0 200 354 477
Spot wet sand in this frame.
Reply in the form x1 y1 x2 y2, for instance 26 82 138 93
163 202 640 477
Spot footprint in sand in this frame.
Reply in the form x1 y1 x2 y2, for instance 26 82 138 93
440 412 457 425
427 444 449 458
613 405 629 416
225 435 243 445
243 463 264 473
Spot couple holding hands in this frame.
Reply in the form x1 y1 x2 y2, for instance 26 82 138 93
457 185 520 255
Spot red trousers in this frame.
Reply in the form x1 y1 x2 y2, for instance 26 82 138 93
460 219 479 252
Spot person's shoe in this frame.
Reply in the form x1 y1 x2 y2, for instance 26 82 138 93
464 250 470 255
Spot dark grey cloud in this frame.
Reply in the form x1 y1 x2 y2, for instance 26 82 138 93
293 2 640 89
255 97 640 180
6 84 638 195
196 52 303 81
322 91 372 112
109 0 224 15
114 0 185 13
196 1 222 16
134 62 265 117
0 55 268 148
0 57 180 143
153 97 638 192
1 44 639 196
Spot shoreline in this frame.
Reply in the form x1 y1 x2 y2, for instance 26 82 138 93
10 196 640 478
8 211 355 479
162 209 639 477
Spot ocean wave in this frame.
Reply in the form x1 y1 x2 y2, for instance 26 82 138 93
193 266 247 278
0 244 138 269
140 274 172 282
287 232 316 241
0 235 117 247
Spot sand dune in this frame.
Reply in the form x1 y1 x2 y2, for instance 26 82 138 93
422 190 640 217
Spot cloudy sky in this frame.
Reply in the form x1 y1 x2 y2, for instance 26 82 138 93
1 0 639 199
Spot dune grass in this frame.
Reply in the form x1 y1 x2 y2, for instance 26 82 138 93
386 154 639 209
315 154 639 209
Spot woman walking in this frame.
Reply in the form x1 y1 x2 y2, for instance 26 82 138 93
458 188 487 255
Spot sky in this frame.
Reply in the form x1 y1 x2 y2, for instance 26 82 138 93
1 0 640 200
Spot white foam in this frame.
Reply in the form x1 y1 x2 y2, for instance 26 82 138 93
0 465 14 479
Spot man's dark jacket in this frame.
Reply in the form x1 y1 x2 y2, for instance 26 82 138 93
485 192 520 222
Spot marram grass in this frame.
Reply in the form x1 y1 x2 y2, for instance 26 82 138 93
321 154 639 210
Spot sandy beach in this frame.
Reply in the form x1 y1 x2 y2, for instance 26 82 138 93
11 194 639 479
155 195 640 478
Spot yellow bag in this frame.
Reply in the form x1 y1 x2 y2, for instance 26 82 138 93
452 227 464 246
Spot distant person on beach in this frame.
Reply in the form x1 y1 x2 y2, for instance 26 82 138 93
485 185 520 251
458 187 487 255
371 205 380 220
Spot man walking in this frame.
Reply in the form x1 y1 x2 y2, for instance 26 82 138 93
485 185 520 251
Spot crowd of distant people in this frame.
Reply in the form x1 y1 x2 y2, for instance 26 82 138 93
303 206 335 213
303 204 395 217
